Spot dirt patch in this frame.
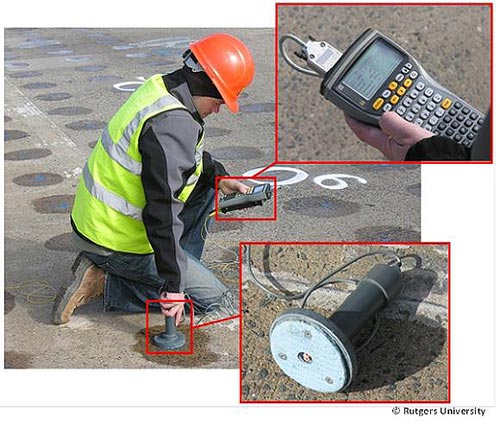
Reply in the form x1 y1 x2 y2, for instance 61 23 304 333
4 291 16 315
132 325 219 367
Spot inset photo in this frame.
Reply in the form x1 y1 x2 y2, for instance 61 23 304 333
277 4 491 162
241 243 449 402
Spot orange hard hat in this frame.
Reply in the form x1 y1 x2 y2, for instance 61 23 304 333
190 33 255 113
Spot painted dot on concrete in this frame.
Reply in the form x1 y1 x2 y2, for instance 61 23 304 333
284 196 361 218
35 92 72 101
48 107 93 116
65 57 91 63
257 168 297 183
88 141 98 149
8 71 42 79
5 62 30 69
96 37 122 46
66 120 106 130
18 39 61 49
48 49 74 56
12 172 64 187
22 82 57 90
125 52 150 59
5 148 52 161
210 146 264 161
354 226 421 242
239 103 274 113
205 127 232 138
152 47 185 57
75 65 108 72
5 130 30 141
5 115 12 122
406 183 421 197
32 195 75 214
44 233 77 252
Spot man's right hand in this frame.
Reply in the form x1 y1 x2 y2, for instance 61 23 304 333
159 291 185 326
345 111 434 160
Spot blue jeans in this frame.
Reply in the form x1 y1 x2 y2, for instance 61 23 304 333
83 186 228 314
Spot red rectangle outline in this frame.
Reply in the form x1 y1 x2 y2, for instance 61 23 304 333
193 314 240 330
275 2 493 164
145 299 194 355
214 175 278 221
239 241 451 404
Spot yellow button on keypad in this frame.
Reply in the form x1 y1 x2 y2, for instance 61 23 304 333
388 81 398 91
372 98 384 110
441 98 452 109
390 95 400 105
403 78 413 88
397 86 406 96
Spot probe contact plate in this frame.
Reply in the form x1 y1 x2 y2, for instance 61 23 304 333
270 309 356 393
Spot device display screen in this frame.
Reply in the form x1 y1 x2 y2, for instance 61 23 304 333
253 184 265 193
341 39 403 100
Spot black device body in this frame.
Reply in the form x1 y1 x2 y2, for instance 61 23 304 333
320 29 485 148
270 263 403 393
218 183 273 213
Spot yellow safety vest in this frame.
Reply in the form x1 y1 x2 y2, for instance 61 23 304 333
71 74 204 254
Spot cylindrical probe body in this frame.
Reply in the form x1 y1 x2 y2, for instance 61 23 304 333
328 264 402 340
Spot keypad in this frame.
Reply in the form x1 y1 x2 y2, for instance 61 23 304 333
369 61 484 148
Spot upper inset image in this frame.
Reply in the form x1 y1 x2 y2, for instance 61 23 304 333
277 4 492 162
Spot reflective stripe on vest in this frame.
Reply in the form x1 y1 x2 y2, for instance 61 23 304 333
82 163 143 221
72 74 205 253
99 91 186 175
177 129 205 202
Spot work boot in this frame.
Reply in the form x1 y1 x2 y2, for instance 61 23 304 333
52 255 105 324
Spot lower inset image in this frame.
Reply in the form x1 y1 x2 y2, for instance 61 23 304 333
240 242 449 403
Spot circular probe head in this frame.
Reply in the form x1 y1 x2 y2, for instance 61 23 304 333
270 308 358 393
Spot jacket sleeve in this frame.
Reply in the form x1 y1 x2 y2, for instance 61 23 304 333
198 151 229 188
404 136 470 161
139 110 201 293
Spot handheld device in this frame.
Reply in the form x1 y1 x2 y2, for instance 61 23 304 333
280 29 485 148
218 183 273 214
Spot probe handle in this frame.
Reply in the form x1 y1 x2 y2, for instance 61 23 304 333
165 316 177 335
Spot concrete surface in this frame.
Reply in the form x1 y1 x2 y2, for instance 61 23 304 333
277 5 491 161
4 28 420 369
241 244 448 402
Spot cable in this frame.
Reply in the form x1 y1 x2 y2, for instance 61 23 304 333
300 278 359 309
194 289 238 326
201 212 240 286
279 34 322 78
245 245 306 301
201 211 216 242
246 246 403 352
5 280 58 305
399 253 423 269
246 245 401 302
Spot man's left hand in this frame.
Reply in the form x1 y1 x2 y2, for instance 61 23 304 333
218 178 250 195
